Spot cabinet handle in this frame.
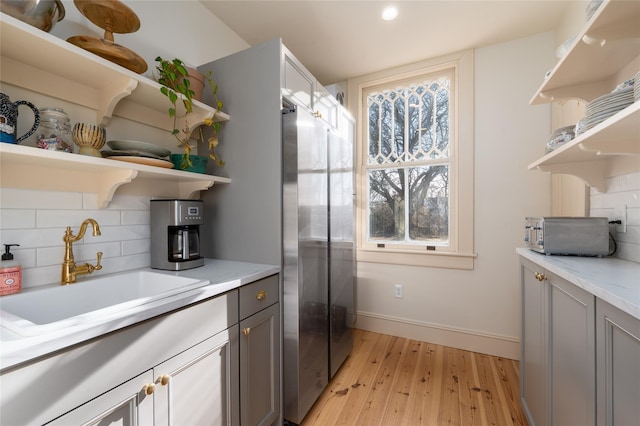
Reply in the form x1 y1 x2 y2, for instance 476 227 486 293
142 383 156 395
242 327 251 336
256 290 266 301
157 374 171 386
313 111 323 118
534 272 546 281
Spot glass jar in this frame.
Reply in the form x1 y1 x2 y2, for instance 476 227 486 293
34 108 73 152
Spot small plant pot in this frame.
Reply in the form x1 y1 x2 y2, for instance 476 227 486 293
170 154 208 173
186 66 205 101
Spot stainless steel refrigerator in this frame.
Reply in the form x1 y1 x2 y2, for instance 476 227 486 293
282 102 355 424
198 39 354 425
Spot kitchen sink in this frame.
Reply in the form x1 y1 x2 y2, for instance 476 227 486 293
0 270 210 336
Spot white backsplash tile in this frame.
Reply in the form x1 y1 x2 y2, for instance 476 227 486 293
36 209 122 228
0 190 153 288
0 209 36 229
36 246 67 267
1 188 83 209
123 239 151 256
590 171 640 263
122 210 150 225
1 227 67 249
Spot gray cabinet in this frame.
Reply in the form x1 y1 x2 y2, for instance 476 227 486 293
47 370 155 426
520 257 596 426
283 50 315 111
520 257 549 426
239 275 280 426
1 290 240 426
548 272 595 426
48 327 238 426
153 327 239 425
596 298 640 426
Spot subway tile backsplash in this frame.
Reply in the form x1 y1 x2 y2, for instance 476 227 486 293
590 171 640 263
1 171 638 289
0 188 151 289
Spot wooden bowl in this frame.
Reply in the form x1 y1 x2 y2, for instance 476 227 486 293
72 123 106 157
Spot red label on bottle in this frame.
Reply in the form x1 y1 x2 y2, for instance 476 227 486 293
1 266 22 296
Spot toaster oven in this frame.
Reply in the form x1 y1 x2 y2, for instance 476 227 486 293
524 217 609 257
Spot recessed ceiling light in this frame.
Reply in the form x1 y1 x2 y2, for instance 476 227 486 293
382 6 398 21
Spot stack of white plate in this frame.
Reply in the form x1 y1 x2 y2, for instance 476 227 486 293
102 140 173 168
579 87 634 135
546 125 575 153
635 72 640 103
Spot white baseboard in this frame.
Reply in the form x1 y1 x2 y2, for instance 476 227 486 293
355 311 520 360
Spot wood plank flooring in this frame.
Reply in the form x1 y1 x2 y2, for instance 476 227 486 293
301 329 527 426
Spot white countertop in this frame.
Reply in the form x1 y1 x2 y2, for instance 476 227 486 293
517 248 640 320
0 259 279 371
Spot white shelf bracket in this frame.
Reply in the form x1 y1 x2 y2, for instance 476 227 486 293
98 78 139 126
96 169 139 208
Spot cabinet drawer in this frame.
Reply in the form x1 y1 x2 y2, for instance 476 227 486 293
239 274 279 320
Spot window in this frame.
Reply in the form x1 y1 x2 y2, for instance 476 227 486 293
367 72 453 248
349 51 475 269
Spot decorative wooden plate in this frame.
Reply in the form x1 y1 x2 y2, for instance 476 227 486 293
73 0 140 34
67 35 147 73
68 0 146 73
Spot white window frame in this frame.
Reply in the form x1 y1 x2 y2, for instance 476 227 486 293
348 50 476 270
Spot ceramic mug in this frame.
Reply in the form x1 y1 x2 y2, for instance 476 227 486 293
0 92 40 144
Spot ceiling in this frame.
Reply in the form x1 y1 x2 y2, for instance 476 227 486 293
199 1 573 86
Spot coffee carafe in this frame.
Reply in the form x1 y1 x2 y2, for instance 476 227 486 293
150 199 204 270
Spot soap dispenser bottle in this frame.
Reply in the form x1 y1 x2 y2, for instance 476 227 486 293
1 244 22 296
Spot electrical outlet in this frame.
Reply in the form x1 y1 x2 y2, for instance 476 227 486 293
394 284 403 298
613 205 627 233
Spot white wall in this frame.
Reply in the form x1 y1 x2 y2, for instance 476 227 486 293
0 1 248 289
51 0 249 77
355 32 555 359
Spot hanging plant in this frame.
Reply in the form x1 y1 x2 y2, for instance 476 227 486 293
155 56 224 169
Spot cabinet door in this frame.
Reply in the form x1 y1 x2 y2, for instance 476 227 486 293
154 325 240 426
548 273 595 426
283 51 314 110
47 370 154 426
596 298 640 426
314 85 339 129
520 258 548 426
240 303 280 426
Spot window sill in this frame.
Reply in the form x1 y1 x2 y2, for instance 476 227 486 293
357 248 477 270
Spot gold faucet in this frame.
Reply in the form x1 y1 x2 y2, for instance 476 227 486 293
61 218 103 285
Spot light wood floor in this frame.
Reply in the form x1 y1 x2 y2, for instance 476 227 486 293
301 329 527 426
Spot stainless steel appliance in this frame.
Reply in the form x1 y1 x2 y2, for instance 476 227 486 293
198 40 355 425
150 199 204 270
525 216 609 256
282 102 355 424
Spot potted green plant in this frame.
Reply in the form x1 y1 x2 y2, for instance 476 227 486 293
155 56 224 170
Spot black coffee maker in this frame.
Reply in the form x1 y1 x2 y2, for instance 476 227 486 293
150 199 204 270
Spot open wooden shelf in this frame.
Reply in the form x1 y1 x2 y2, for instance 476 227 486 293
0 143 230 208
0 13 232 207
529 102 639 191
528 0 639 188
0 12 229 133
531 0 640 105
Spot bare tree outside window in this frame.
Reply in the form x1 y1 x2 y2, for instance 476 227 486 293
366 74 451 246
